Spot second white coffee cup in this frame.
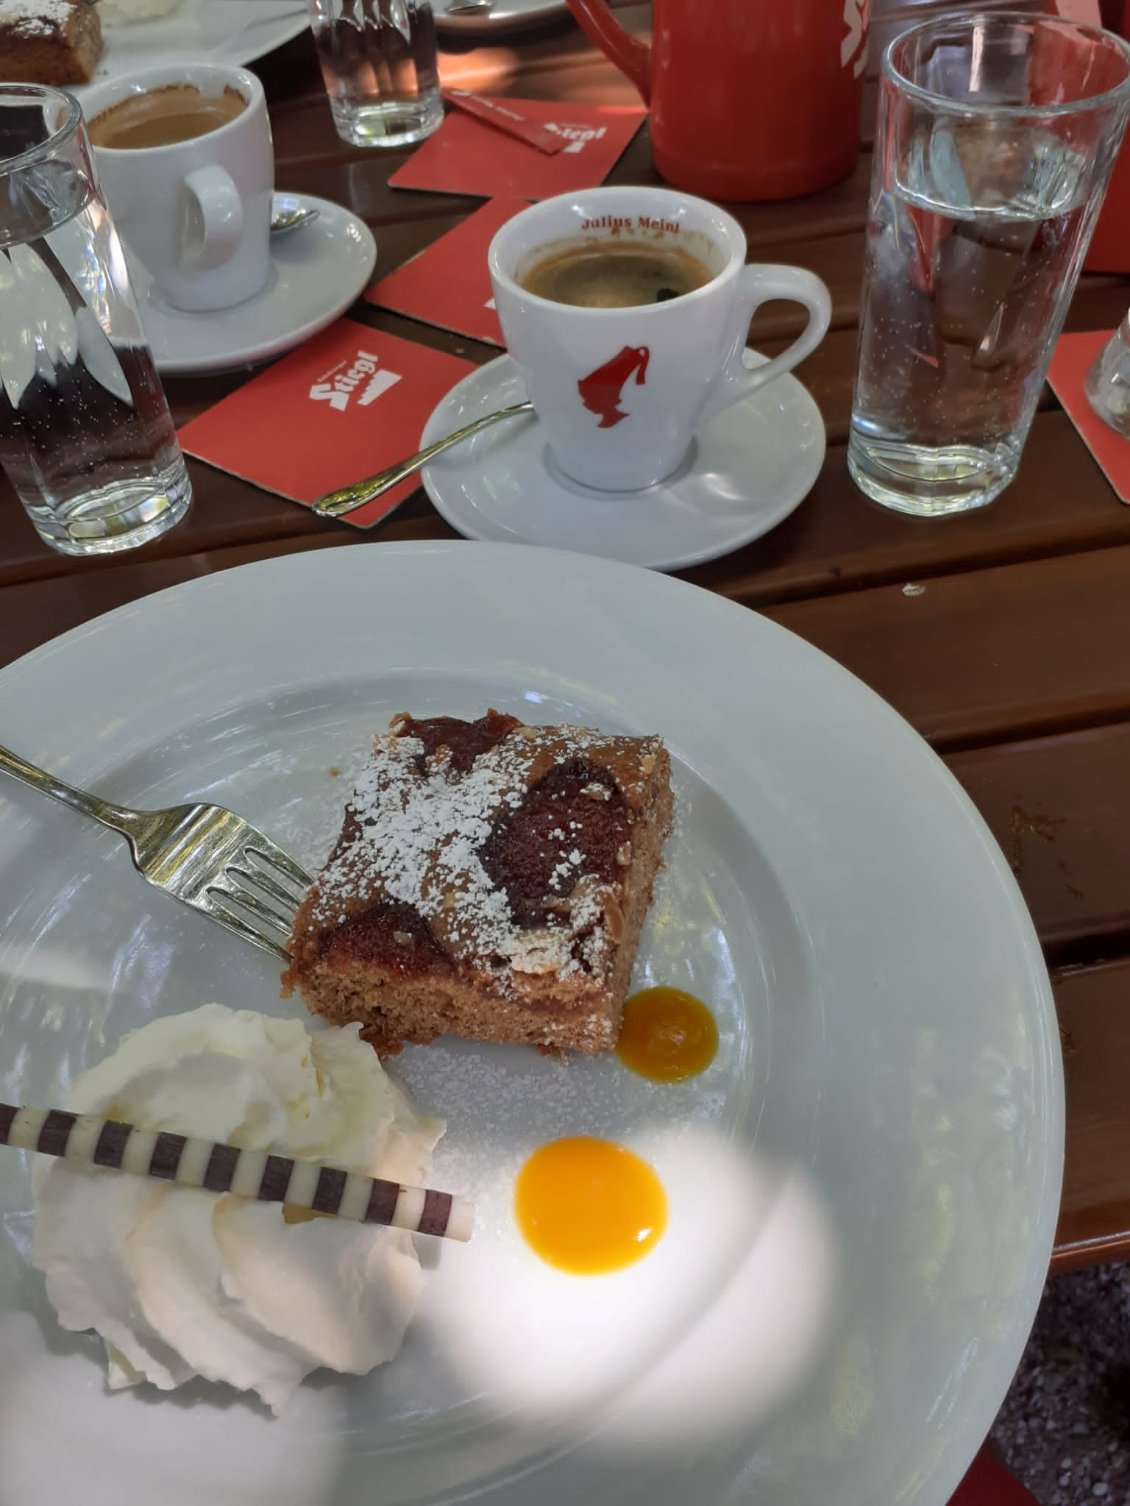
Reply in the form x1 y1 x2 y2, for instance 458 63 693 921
83 62 274 314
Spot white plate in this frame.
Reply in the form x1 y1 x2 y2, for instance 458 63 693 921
421 354 826 571
67 0 309 98
0 542 1061 1506
130 194 376 376
435 0 568 36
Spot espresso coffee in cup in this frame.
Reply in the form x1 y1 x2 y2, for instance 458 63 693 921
519 240 713 308
89 84 247 150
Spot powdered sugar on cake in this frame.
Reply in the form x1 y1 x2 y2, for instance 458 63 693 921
309 720 652 981
0 0 78 34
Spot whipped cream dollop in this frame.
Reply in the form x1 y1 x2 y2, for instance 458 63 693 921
31 1004 443 1414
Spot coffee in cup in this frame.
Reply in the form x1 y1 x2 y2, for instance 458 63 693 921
519 240 714 308
89 83 247 151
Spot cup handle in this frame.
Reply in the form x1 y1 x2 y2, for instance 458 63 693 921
179 165 244 273
698 265 832 423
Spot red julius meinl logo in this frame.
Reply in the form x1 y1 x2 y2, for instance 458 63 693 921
576 346 649 429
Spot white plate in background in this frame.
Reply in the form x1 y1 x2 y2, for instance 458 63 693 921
68 0 309 100
435 0 569 37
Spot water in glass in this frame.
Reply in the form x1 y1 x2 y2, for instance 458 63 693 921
0 91 191 556
848 14 1130 518
309 0 443 149
851 121 1091 515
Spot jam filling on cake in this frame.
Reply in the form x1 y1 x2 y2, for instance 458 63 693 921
400 710 518 773
303 714 650 984
479 759 628 928
320 899 453 978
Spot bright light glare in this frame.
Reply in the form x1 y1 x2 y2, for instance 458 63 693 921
419 1125 839 1450
0 945 105 995
438 48 519 93
601 1143 839 1449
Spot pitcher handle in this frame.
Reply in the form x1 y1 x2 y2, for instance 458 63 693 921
566 0 651 102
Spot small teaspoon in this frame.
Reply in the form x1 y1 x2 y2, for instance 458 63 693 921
270 198 320 237
313 400 534 518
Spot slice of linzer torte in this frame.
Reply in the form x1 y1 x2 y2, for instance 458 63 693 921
282 710 673 1055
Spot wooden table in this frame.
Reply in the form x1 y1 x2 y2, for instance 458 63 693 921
3 6 1129 1275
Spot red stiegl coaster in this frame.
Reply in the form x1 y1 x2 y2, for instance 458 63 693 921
178 319 477 528
365 197 527 346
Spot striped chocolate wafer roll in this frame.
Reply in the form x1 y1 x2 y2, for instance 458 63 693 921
0 1102 473 1242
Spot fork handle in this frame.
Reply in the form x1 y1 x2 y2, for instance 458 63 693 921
0 744 144 838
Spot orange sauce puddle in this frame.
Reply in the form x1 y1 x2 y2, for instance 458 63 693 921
616 986 718 1082
514 1136 667 1275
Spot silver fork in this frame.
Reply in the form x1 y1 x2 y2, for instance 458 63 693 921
0 744 313 959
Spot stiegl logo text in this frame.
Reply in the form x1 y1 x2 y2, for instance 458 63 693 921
309 351 402 413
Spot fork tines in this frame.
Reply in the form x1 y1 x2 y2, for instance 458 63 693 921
208 843 312 959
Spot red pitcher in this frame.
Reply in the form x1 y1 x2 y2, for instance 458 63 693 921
565 0 869 202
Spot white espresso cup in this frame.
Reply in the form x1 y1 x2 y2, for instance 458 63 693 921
489 186 832 492
83 62 274 314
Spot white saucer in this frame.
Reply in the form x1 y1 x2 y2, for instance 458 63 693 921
420 353 826 572
129 195 377 377
435 0 567 35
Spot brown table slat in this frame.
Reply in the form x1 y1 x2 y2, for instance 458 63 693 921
946 724 1130 957
1053 957 1130 1272
766 544 1130 750
5 404 1130 606
0 533 358 671
688 412 1130 607
6 488 1130 761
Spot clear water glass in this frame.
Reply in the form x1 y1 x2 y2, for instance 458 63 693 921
308 0 443 150
1084 309 1130 437
0 85 191 557
849 13 1130 517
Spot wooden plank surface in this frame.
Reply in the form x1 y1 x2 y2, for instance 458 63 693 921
948 727 1130 958
766 546 1130 749
6 405 1130 612
1053 958 1130 1271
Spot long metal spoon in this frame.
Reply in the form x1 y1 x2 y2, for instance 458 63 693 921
313 399 534 518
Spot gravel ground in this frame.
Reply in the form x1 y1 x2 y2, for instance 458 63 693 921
992 1264 1130 1505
